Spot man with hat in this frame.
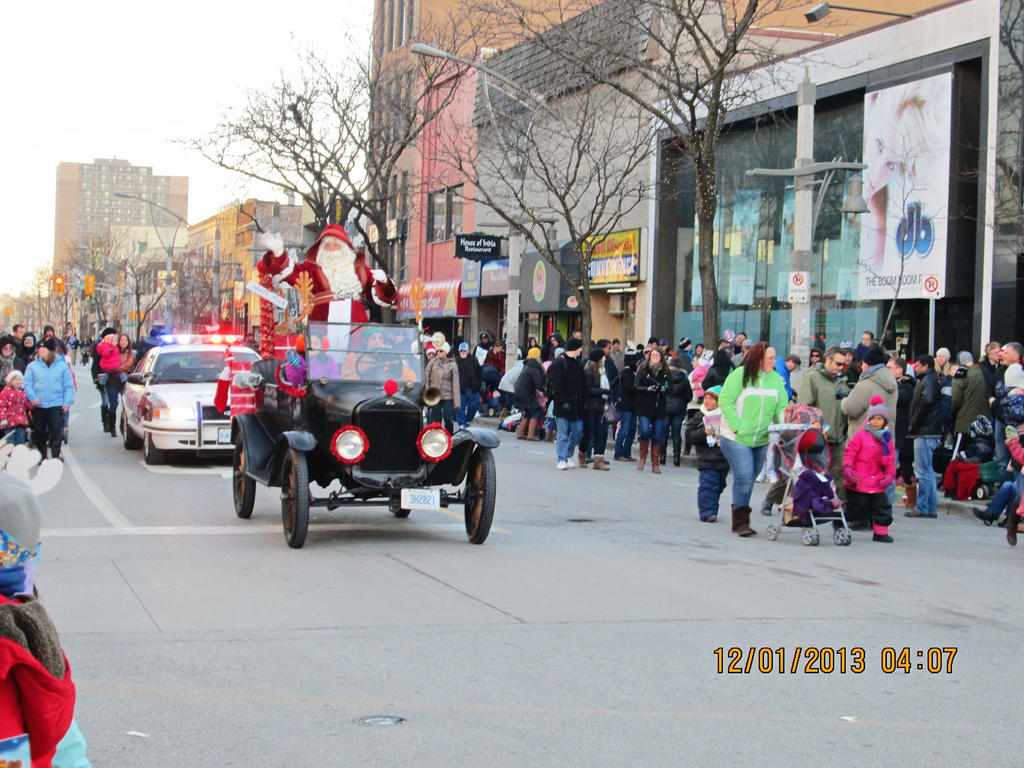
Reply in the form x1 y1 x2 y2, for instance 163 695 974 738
455 341 483 427
23 338 75 460
548 337 585 470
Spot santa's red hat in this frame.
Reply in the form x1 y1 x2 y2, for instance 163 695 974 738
306 224 354 263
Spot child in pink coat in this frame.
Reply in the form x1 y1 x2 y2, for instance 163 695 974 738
843 395 896 542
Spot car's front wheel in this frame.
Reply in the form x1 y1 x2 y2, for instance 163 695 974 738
143 431 168 465
464 447 495 544
122 409 142 450
233 441 256 519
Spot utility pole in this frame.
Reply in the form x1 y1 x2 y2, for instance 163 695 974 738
212 229 221 327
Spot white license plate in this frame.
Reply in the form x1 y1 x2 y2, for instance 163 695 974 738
400 488 440 511
218 428 232 444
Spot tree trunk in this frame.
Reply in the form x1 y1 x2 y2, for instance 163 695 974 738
694 153 720 347
580 282 593 355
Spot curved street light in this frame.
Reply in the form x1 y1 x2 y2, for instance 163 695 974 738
114 191 188 330
804 3 913 23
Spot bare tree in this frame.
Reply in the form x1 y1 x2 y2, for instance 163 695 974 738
468 0 803 344
191 21 477 270
439 53 654 347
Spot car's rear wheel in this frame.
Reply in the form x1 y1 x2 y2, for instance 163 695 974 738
280 449 310 548
143 431 167 465
122 409 142 450
464 447 495 544
233 441 256 519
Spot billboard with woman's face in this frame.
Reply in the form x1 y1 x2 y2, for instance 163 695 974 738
858 72 952 300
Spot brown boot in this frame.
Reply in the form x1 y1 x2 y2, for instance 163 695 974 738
1008 512 1019 546
636 440 649 471
650 444 662 474
526 418 542 441
903 482 917 509
516 415 529 440
592 456 610 471
731 506 756 537
578 450 589 466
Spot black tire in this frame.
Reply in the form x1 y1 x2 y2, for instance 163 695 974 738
464 447 496 544
233 441 256 519
143 431 167 465
280 449 310 548
122 409 142 450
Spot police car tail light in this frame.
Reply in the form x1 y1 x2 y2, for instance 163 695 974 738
416 423 452 462
331 426 369 464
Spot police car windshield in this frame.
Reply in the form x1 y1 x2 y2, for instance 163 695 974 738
152 349 259 384
305 322 421 383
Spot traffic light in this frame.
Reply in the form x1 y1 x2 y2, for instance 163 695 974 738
84 274 95 296
53 274 66 294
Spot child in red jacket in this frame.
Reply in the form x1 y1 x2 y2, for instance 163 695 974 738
0 372 31 446
843 395 896 542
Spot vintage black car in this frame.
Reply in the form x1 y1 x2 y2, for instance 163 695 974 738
231 321 499 548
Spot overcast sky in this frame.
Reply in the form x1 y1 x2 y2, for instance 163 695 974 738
1 0 371 294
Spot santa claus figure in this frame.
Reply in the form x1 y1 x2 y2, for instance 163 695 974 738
256 224 397 324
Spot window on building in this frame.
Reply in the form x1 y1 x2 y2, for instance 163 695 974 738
447 185 463 239
426 185 464 242
387 0 395 52
396 0 405 46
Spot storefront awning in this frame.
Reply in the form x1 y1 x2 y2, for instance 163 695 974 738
396 279 470 320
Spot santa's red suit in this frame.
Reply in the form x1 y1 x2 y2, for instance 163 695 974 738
255 224 396 325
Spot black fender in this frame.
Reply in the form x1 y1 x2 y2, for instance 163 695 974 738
271 430 317 487
427 428 500 486
232 414 275 483
452 426 501 450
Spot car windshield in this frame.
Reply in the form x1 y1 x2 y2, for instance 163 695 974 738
304 322 422 383
152 349 259 384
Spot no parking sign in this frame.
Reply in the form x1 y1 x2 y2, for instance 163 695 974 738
922 274 944 299
787 271 810 304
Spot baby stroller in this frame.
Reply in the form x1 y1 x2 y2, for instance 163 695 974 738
764 406 852 546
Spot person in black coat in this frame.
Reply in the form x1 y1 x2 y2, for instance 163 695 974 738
513 350 546 440
888 357 916 485
634 348 670 472
701 349 733 392
548 338 585 468
454 342 483 427
579 349 613 469
907 355 942 518
663 355 694 466
685 387 730 521
613 354 639 461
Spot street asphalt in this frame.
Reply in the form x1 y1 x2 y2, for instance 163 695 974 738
33 377 1021 766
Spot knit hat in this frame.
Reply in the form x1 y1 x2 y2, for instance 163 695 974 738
705 385 722 398
4 370 21 384
935 347 951 360
866 394 890 424
566 338 583 352
957 350 973 365
439 342 451 354
863 345 886 367
1005 363 1024 390
678 337 692 350
527 347 541 359
40 337 57 352
588 348 604 363
425 344 437 356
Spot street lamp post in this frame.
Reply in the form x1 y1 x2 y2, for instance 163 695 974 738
412 43 555 370
114 191 188 331
746 75 867 362
804 3 912 23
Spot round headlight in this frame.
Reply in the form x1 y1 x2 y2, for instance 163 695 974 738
417 424 452 462
331 426 368 464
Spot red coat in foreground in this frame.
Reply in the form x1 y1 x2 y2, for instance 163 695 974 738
0 595 76 767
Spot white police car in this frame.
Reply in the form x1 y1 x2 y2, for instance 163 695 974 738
119 335 260 464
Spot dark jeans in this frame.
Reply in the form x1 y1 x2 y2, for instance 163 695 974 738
105 379 124 421
33 406 64 459
986 478 1023 521
428 400 456 433
637 415 668 444
614 411 636 458
581 410 609 458
697 468 728 520
663 412 685 454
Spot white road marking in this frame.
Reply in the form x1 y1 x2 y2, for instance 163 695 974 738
63 447 132 529
138 461 232 479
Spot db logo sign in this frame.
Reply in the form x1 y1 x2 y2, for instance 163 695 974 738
896 202 935 259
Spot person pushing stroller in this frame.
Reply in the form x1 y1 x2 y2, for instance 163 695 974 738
842 395 896 542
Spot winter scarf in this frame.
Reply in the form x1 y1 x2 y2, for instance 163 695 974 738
865 426 893 456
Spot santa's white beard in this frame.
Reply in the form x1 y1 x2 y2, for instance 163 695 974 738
319 242 363 298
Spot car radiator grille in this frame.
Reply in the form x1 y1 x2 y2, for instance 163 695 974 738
201 405 226 422
357 411 422 472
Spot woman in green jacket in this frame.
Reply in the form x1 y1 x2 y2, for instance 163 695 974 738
718 342 789 536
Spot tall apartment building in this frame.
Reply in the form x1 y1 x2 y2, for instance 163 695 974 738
54 158 188 268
